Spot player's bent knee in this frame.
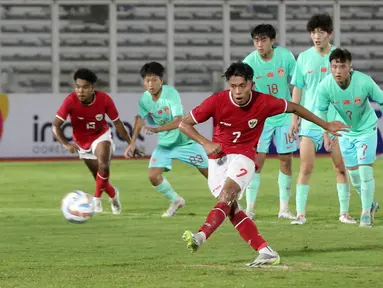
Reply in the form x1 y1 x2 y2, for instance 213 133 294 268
148 169 163 186
300 160 314 174
217 178 241 204
279 156 292 171
217 190 238 204
333 164 346 175
97 161 109 173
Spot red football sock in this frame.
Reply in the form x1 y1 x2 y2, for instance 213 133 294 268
95 171 115 198
198 202 231 240
230 210 268 251
104 181 116 198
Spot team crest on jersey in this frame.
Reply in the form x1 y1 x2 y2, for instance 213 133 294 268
248 119 258 128
277 68 284 77
354 97 362 106
163 106 170 114
95 114 103 121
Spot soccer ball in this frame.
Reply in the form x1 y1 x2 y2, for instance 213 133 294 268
61 190 94 223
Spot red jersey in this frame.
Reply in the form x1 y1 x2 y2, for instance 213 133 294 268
190 90 287 162
56 91 119 150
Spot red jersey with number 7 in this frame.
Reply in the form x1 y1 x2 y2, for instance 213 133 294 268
56 91 119 150
190 90 287 162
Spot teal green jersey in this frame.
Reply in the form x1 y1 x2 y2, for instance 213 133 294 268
243 46 296 127
138 85 193 147
316 70 383 137
291 46 339 130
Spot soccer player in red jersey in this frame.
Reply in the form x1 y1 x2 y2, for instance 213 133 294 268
52 68 140 214
179 62 349 267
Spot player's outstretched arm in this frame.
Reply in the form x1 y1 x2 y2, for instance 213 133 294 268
52 117 77 153
179 114 210 145
179 114 221 155
286 101 350 136
131 116 145 144
288 87 302 138
153 116 182 133
124 116 145 158
113 119 132 144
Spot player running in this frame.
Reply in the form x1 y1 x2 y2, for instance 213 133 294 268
53 68 138 214
316 48 381 227
179 62 348 266
243 24 296 220
289 13 353 225
124 62 208 217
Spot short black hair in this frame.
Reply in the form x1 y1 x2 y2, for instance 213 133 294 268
251 24 276 40
140 62 165 79
307 13 333 33
223 62 254 82
329 48 352 63
73 68 97 84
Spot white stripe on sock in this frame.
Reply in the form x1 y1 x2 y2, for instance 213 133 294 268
97 173 108 180
234 216 249 229
212 208 227 218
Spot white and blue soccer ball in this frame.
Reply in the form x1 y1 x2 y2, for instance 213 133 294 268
61 190 94 223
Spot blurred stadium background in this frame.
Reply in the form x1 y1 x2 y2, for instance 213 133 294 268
1 0 383 93
1 0 383 158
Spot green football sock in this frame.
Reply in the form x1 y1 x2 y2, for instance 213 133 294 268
359 166 375 215
278 170 292 212
154 178 178 203
337 183 350 214
348 169 361 196
296 184 309 215
246 173 260 211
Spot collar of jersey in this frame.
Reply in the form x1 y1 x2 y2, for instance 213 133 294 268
229 91 252 107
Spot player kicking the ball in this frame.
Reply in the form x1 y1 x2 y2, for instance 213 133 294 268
124 62 208 217
316 48 380 227
53 68 140 214
243 24 297 220
179 62 349 266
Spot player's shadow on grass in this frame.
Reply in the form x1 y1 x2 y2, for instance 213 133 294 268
280 244 383 256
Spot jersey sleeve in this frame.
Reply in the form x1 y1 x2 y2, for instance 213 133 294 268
56 96 72 121
105 94 119 121
190 94 217 124
291 55 305 88
243 52 253 66
367 76 383 105
315 81 331 124
168 88 184 117
262 93 288 117
287 51 297 78
316 80 331 112
138 96 148 119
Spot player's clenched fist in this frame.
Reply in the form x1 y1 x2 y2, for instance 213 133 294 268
64 143 78 153
203 141 221 156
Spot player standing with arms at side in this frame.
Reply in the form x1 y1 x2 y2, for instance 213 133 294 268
124 62 209 217
53 68 138 214
243 24 296 220
316 48 380 227
289 13 354 225
179 62 349 266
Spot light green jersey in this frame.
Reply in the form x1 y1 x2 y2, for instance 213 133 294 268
138 85 193 147
316 70 383 137
243 46 296 127
291 46 339 130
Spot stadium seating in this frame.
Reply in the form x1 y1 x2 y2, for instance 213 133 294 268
1 2 382 93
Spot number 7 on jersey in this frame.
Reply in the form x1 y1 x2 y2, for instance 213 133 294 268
232 131 241 143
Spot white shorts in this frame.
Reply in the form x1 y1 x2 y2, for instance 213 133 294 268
78 129 115 160
208 154 255 200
